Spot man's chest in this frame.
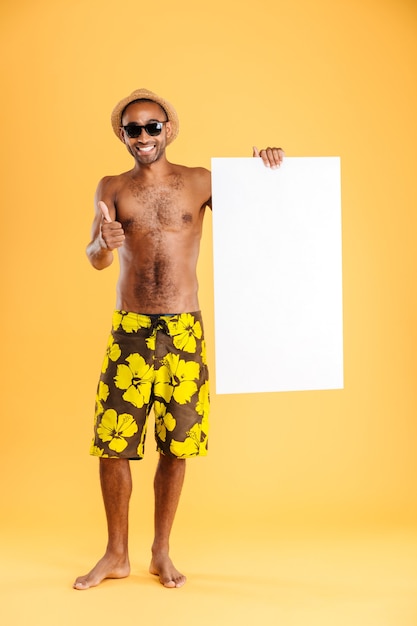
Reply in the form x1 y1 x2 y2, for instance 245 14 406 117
116 181 201 234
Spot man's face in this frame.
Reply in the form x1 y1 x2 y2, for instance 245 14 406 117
120 100 172 164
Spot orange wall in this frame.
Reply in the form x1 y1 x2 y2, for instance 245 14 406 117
1 0 416 533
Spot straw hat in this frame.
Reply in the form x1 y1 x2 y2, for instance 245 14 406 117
111 88 179 145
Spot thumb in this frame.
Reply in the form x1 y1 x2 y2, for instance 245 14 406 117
252 146 260 158
99 200 112 223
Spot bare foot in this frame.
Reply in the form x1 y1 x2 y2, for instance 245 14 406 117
73 553 130 590
149 554 186 588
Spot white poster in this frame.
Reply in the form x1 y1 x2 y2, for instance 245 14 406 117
211 157 343 394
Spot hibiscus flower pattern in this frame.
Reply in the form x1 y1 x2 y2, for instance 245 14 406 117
170 422 208 458
89 444 109 458
154 401 176 442
96 409 138 453
114 353 154 408
196 381 210 419
101 336 121 373
155 353 200 405
90 311 209 460
168 313 203 353
95 381 109 424
201 339 207 365
112 310 151 333
169 382 210 457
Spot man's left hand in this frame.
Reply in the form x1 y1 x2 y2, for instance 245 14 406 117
253 146 284 169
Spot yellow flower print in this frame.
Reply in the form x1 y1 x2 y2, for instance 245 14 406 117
200 339 207 365
200 410 209 441
169 314 202 354
170 423 207 458
98 381 109 402
196 382 209 419
97 409 138 453
196 383 209 442
154 401 176 442
90 444 109 458
101 336 122 373
137 421 147 458
155 353 200 404
114 353 154 408
112 311 151 333
95 381 110 423
145 334 156 351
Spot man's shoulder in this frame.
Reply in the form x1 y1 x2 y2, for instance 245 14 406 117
171 163 209 173
174 164 211 183
100 170 132 183
97 171 132 192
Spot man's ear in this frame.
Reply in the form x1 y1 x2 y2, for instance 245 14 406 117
165 121 172 141
118 126 127 143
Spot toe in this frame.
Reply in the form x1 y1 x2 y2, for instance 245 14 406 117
73 580 89 590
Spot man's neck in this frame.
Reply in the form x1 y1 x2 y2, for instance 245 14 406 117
131 155 174 181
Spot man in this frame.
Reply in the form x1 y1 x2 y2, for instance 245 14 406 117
74 88 283 590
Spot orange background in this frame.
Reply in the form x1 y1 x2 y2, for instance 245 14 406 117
1 0 416 623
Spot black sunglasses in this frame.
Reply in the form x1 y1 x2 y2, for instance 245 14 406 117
122 121 168 138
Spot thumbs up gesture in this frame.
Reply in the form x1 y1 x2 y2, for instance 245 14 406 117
99 201 125 251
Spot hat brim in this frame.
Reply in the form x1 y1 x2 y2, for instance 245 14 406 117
111 88 179 145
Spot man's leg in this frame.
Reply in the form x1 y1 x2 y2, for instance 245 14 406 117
73 458 132 590
149 455 187 588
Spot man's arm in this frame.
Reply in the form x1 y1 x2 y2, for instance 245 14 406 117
253 146 285 169
191 166 212 211
86 177 125 270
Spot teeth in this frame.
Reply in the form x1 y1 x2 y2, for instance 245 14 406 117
139 146 154 152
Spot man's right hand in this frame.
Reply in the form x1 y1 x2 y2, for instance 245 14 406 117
99 201 125 250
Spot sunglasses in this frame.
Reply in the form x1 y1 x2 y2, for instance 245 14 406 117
122 121 168 138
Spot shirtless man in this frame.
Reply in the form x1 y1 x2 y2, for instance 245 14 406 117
73 88 283 590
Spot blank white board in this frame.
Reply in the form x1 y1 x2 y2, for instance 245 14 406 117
211 156 343 394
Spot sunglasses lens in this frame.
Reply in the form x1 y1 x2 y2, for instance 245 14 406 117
145 123 163 136
123 122 164 138
124 125 142 138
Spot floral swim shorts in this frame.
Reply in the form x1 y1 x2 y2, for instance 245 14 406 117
90 311 210 460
